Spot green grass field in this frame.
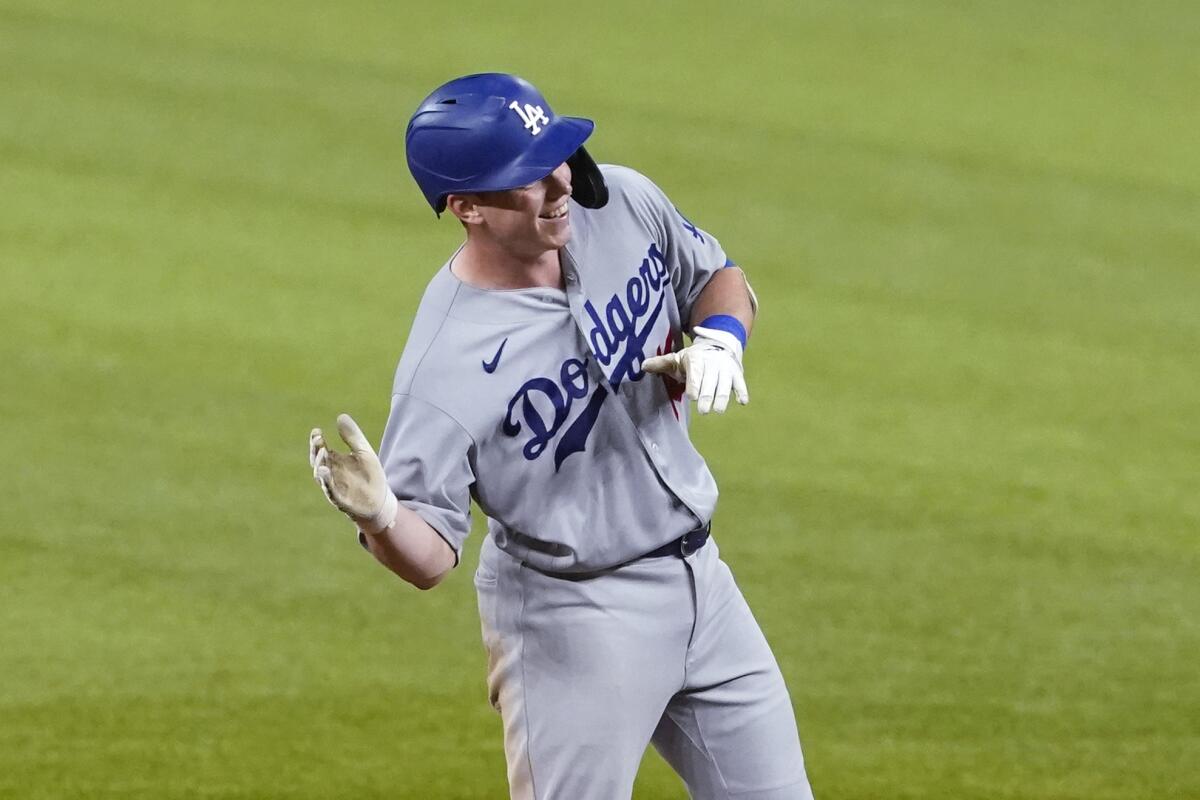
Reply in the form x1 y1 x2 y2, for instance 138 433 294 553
2 1 1198 797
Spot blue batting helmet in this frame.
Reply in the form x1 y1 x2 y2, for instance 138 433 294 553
405 73 608 215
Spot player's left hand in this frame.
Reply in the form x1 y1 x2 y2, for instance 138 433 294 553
642 326 749 414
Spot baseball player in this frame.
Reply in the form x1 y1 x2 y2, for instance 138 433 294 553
308 73 815 799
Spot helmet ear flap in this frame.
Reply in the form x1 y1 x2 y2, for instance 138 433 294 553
567 147 608 209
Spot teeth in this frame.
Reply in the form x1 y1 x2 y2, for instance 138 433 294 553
541 203 568 219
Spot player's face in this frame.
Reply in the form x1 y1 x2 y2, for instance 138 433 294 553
472 162 574 258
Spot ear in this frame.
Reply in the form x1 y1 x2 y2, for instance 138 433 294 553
445 193 483 225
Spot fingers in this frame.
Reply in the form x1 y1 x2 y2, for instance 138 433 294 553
309 428 325 468
312 441 328 482
696 358 724 414
710 367 733 414
311 437 341 508
685 353 706 405
313 446 340 510
641 352 679 378
337 413 373 456
310 418 372 519
641 354 667 373
314 464 336 505
732 368 750 406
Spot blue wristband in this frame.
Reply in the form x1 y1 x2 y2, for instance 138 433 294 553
696 314 747 350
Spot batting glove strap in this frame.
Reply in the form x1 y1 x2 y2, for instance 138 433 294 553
691 325 744 364
358 491 399 537
694 314 748 352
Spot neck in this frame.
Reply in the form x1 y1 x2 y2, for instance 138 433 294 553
452 238 563 290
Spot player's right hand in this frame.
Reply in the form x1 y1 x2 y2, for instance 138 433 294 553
308 414 399 535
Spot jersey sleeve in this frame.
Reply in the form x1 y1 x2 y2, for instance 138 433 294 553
615 167 732 327
377 393 475 560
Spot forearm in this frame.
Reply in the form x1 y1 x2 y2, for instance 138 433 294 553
361 503 457 590
688 267 756 338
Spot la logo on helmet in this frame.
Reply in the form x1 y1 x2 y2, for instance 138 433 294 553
509 101 549 135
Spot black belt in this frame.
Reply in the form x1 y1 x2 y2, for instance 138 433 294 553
644 522 711 559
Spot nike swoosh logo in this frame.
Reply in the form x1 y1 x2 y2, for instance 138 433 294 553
482 338 508 374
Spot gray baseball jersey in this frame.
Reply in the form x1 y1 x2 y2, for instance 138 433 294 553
377 165 731 573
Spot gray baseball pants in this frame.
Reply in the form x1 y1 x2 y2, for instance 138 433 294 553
475 534 814 799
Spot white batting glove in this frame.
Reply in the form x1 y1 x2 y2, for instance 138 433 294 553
308 413 399 535
641 326 749 414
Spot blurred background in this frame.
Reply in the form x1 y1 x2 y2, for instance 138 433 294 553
2 1 1197 797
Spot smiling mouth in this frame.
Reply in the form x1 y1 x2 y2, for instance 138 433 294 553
539 202 569 220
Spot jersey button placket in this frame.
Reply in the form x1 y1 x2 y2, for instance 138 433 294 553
648 440 668 474
560 251 587 320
